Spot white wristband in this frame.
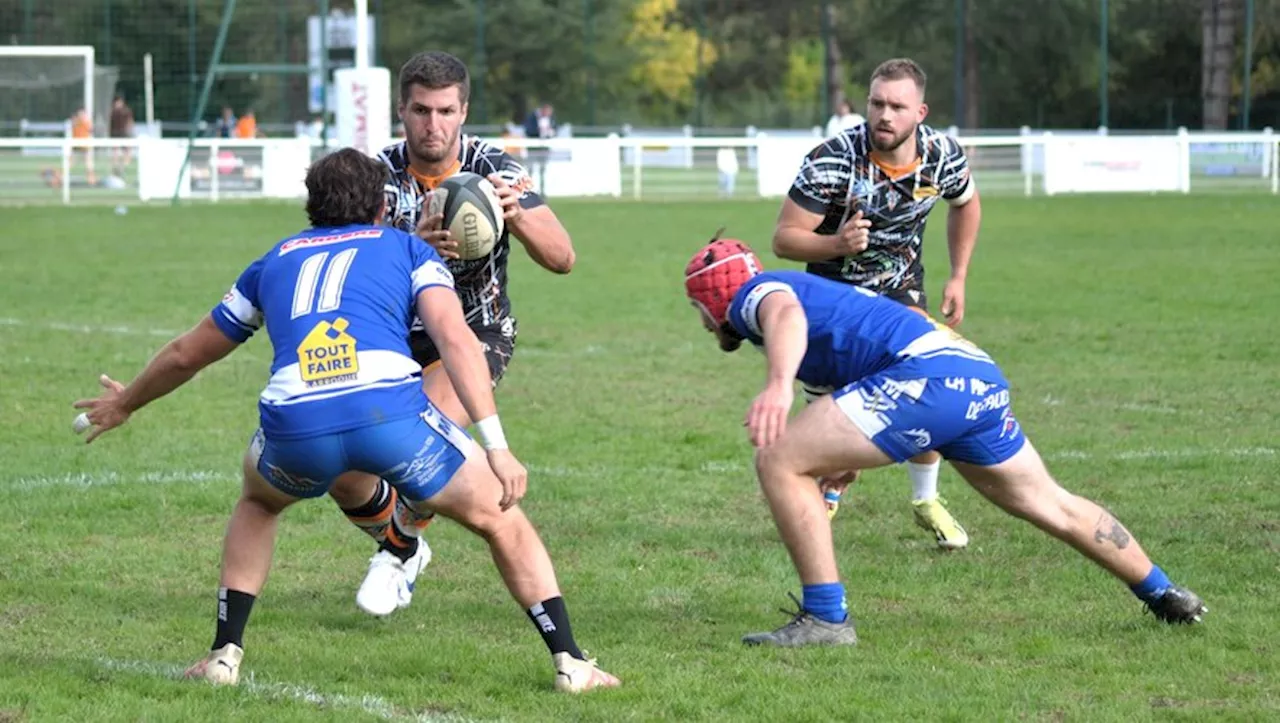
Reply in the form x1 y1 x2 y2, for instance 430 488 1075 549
474 415 508 450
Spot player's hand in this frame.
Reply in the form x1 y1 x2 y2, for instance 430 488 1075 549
745 381 794 449
940 277 966 327
416 197 459 260
72 374 130 443
486 174 524 224
834 210 871 256
486 448 528 511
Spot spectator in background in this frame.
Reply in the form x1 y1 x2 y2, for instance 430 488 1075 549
825 98 865 138
716 146 739 198
109 95 135 178
215 106 237 138
235 108 261 139
522 103 556 192
70 107 96 186
523 102 556 140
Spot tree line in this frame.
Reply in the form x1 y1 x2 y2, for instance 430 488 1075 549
5 0 1277 130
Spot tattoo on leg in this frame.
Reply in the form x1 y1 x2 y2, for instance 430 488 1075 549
1093 512 1132 549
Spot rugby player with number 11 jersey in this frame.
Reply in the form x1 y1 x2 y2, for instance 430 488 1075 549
73 148 618 692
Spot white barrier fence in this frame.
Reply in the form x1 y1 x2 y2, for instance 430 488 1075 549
0 130 1276 205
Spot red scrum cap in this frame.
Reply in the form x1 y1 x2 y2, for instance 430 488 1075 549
684 229 763 325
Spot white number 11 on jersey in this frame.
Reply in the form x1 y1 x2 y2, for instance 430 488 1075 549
291 248 359 319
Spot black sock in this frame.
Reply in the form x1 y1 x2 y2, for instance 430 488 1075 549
379 535 419 562
213 587 256 650
341 479 395 543
526 596 583 659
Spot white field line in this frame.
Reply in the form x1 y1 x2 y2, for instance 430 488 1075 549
0 316 180 338
1039 394 1184 415
0 316 687 359
96 658 480 722
5 447 1273 494
2 469 234 492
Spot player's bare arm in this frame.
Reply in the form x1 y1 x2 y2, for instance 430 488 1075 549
73 317 239 442
488 173 575 274
942 185 981 327
773 197 871 262
415 285 528 509
746 291 808 449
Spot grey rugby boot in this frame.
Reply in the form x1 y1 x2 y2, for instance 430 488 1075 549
1145 585 1208 624
741 593 858 647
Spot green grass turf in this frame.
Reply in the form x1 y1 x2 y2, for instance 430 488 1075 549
0 194 1277 721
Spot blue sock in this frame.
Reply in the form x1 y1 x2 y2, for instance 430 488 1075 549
801 583 848 624
1129 565 1173 604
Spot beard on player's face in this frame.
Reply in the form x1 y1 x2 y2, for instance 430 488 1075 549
870 122 915 153
410 125 458 164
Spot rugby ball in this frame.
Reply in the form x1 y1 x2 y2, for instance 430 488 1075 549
427 172 506 260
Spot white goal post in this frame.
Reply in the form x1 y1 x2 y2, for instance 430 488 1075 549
0 45 95 128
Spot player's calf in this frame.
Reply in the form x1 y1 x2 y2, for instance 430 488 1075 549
952 445 1207 623
336 476 396 543
413 457 620 691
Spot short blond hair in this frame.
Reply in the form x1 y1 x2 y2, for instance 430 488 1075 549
870 58 927 94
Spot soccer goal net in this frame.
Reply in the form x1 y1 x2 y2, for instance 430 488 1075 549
0 46 119 142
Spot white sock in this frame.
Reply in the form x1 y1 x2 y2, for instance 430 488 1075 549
907 461 941 501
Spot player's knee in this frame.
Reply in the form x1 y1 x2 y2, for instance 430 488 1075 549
479 506 532 547
445 496 525 543
753 444 797 484
409 463 507 538
988 473 1078 530
328 471 379 508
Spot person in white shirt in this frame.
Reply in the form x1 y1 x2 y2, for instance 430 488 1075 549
716 146 740 197
825 99 866 138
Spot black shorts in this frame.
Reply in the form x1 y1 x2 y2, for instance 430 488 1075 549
408 317 518 388
881 286 928 311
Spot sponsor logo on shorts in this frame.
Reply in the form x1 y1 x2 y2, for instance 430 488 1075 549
969 379 995 396
861 377 927 412
965 389 1010 420
999 407 1021 440
901 428 933 448
262 462 323 496
860 386 897 413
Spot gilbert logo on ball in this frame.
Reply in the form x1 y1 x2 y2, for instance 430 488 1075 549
427 172 506 260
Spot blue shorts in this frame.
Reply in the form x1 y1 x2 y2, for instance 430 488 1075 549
252 402 472 502
832 373 1026 466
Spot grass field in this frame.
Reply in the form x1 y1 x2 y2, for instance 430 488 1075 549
1 194 1279 722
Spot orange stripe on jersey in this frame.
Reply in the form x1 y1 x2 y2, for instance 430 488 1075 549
408 159 462 190
869 151 921 180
